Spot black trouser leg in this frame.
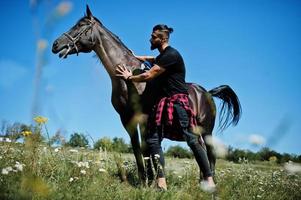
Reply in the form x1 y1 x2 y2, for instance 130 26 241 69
174 103 213 178
182 129 213 178
146 130 165 178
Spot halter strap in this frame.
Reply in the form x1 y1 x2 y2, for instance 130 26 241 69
63 19 95 56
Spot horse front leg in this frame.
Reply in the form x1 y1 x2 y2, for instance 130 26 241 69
139 114 155 185
120 115 146 184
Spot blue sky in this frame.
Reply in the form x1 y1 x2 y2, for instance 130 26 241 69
0 0 300 154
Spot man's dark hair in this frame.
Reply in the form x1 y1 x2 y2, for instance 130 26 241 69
153 24 174 39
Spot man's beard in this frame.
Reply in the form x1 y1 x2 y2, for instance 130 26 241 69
150 42 159 50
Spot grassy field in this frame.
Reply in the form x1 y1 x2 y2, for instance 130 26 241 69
1 141 300 200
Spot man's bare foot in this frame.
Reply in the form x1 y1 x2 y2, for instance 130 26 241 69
157 177 167 191
206 176 216 187
200 177 216 193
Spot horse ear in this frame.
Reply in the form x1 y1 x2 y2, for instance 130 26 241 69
86 5 93 19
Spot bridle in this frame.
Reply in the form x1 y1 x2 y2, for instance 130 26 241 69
63 19 95 56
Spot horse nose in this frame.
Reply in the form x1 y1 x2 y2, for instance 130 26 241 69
52 40 59 53
53 40 59 48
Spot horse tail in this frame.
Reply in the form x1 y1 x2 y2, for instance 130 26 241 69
208 85 242 131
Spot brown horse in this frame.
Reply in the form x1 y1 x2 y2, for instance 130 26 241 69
52 6 241 183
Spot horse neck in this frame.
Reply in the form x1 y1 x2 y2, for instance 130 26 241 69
93 25 139 76
92 24 145 94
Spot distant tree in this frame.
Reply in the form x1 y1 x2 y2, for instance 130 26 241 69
165 145 193 159
258 147 281 161
94 137 132 153
49 130 66 146
225 146 301 164
112 137 131 153
245 150 260 161
1 120 7 135
1 121 31 142
226 147 248 163
297 155 301 163
67 132 89 148
94 137 113 151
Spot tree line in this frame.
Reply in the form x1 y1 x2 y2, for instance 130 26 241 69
65 133 301 164
1 121 300 164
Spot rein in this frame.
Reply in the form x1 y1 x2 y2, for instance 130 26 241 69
63 19 95 56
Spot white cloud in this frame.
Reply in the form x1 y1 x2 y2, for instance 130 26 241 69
249 134 266 146
0 60 28 89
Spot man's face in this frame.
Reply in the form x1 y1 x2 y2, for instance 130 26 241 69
150 31 162 50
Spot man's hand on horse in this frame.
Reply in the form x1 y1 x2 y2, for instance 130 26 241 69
116 64 133 80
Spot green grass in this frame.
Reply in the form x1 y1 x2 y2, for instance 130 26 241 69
1 142 300 200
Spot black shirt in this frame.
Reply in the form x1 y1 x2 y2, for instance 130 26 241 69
154 46 188 97
141 46 188 113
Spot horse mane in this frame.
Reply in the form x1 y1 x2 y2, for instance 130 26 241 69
103 25 133 54
81 15 133 55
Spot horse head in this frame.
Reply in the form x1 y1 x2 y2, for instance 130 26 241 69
52 5 99 58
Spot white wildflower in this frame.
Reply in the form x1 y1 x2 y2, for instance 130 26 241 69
6 166 13 172
2 166 13 175
94 161 101 165
76 161 82 167
80 169 86 175
15 162 24 172
54 147 60 152
69 177 74 182
69 149 79 153
5 138 12 143
184 161 190 164
98 168 107 173
76 161 89 168
2 168 9 175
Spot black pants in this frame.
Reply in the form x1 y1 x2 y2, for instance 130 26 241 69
146 103 213 179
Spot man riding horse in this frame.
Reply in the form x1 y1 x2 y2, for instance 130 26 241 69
116 24 216 191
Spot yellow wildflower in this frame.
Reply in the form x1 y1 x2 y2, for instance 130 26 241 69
269 156 277 162
22 131 32 137
34 116 48 124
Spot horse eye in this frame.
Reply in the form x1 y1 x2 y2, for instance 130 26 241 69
77 23 84 27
